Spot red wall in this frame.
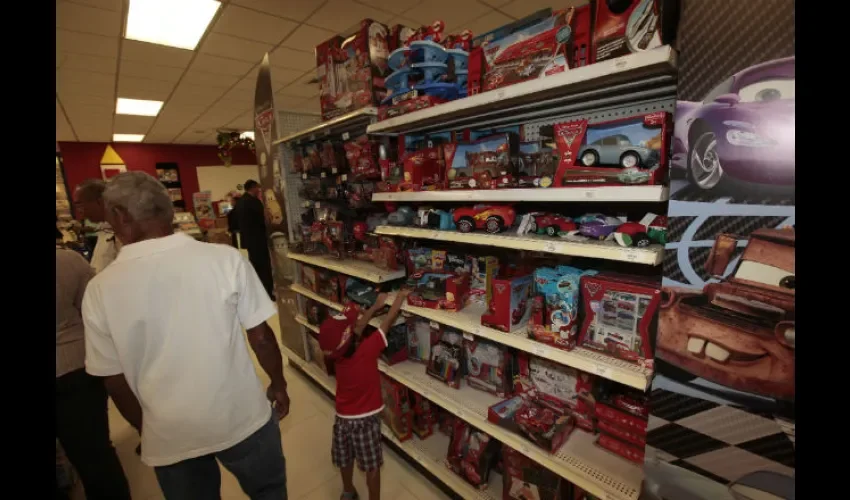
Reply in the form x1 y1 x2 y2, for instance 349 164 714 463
58 142 256 214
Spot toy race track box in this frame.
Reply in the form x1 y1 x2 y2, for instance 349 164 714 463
481 273 533 333
380 319 410 366
426 324 465 389
316 20 390 121
410 391 436 439
502 445 566 500
446 420 501 489
593 0 680 63
553 112 672 187
528 266 595 351
463 337 515 397
578 272 661 368
343 135 382 180
406 248 471 311
400 146 445 191
380 373 413 442
471 5 592 94
445 133 519 190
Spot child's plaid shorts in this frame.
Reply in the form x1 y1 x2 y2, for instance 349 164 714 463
331 413 383 471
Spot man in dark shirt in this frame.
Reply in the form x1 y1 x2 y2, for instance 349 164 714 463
227 192 242 248
236 180 275 300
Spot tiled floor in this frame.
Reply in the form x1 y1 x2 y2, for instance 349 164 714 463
98 310 451 500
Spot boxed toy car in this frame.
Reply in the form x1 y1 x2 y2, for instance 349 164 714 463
528 266 597 351
400 146 444 191
593 0 680 62
463 337 514 397
406 248 470 311
445 134 518 190
314 268 341 303
446 420 501 489
481 273 533 333
303 298 330 327
344 135 381 179
380 319 410 365
502 445 566 500
578 272 660 368
380 373 413 441
316 20 390 121
467 255 499 307
376 143 403 192
553 112 672 187
488 395 575 453
406 316 435 363
597 433 645 464
517 141 557 188
426 324 464 389
411 391 436 439
320 140 345 174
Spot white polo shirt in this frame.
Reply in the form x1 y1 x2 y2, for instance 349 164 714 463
82 232 276 467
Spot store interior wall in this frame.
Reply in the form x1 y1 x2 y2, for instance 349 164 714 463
196 164 259 201
58 142 256 214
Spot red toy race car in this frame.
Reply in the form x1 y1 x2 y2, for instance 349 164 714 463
530 213 577 237
453 204 516 234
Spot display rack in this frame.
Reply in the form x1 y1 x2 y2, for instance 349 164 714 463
375 226 663 265
273 107 378 146
287 253 407 283
372 185 669 203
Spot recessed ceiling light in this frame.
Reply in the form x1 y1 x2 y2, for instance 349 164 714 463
113 134 145 142
125 0 221 50
241 131 255 140
116 98 163 116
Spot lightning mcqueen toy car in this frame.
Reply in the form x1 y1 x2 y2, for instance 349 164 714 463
454 204 516 234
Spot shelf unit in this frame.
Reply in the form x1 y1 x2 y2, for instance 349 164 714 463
273 107 378 146
287 253 406 283
280 343 504 500
372 185 669 203
375 226 663 266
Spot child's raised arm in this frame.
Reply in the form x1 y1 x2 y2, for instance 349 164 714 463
379 290 410 334
353 293 389 336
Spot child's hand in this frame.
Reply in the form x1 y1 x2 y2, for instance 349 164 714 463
375 292 389 307
395 289 411 302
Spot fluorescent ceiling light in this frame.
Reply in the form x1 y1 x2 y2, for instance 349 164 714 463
240 131 255 140
125 0 221 50
113 134 145 142
116 98 163 116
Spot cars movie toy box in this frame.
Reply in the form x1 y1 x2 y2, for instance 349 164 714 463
406 248 470 311
481 273 533 333
316 20 390 121
593 0 680 62
470 5 591 94
445 134 518 190
502 445 566 500
578 272 660 368
553 112 671 186
400 146 444 191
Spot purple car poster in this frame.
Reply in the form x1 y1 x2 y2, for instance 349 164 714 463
643 1 795 499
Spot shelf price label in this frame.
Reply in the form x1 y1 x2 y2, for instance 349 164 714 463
341 132 351 140
320 172 327 178
532 345 548 357
309 133 316 141
544 242 557 253
331 167 338 174
455 408 464 419
462 332 474 342
301 173 308 180
595 366 610 378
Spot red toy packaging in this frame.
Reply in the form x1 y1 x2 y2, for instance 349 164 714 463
593 0 680 62
343 135 381 179
376 143 402 192
597 433 645 464
399 146 444 192
553 112 672 187
425 324 464 389
405 316 436 364
437 407 457 436
593 379 649 463
406 248 470 312
502 445 566 500
380 319 410 366
444 133 518 190
388 24 417 52
578 272 661 368
446 420 501 489
380 373 413 442
302 298 329 328
316 20 390 121
481 272 533 333
410 391 436 439
320 140 345 174
463 337 514 397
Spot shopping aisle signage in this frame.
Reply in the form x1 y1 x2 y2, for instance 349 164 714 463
254 53 287 238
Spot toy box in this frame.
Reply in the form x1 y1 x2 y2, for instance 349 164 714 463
446 420 501 489
344 277 383 308
320 140 345 174
593 0 680 62
528 266 596 351
411 391 436 439
578 272 661 368
416 208 455 230
445 134 518 190
426 324 464 389
380 319 410 365
488 395 575 453
376 143 403 192
306 334 333 375
316 20 390 121
467 255 499 307
597 433 645 464
400 146 444 191
463 337 514 397
502 445 566 500
437 407 457 436
517 141 557 188
380 373 413 441
406 317 437 363
553 112 672 187
406 248 470 311
481 273 533 333
344 135 381 179
314 268 341 303
303 298 330 327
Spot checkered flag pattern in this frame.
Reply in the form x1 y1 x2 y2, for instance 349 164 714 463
646 389 795 484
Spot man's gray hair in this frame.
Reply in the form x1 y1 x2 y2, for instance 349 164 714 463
103 171 174 223
76 178 107 202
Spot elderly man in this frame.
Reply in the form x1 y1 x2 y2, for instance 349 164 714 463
75 179 122 274
82 171 290 498
236 179 275 300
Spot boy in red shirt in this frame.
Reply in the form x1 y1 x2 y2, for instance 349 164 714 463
319 290 409 500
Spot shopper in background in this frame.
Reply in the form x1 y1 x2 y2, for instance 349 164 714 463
75 179 122 274
227 191 242 249
82 171 290 499
236 179 275 300
56 234 131 500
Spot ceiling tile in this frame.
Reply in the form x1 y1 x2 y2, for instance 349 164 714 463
273 93 307 109
272 68 306 90
117 75 176 101
387 16 424 30
113 114 155 134
57 52 67 68
57 29 118 58
233 71 259 90
290 99 321 116
65 0 122 11
201 33 274 63
119 60 184 83
170 83 227 106
181 69 240 89
281 24 336 52
501 0 575 19
357 0 422 16
56 100 76 141
142 132 178 144
57 69 115 96
227 113 254 129
460 10 513 37
479 0 512 7
211 98 252 112
220 86 255 103
76 130 112 142
231 0 324 22
213 5 298 45
269 47 315 71
173 131 206 144
191 54 255 77
57 92 115 109
60 53 117 75
402 0 491 34
121 39 193 68
305 0 392 33
56 1 122 37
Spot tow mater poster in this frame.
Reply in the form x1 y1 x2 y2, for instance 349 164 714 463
642 1 795 498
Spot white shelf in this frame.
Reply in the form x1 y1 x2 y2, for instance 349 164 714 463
372 185 669 203
294 314 320 333
290 283 344 311
287 253 406 283
283 343 503 499
375 226 663 265
367 46 676 135
273 107 377 146
378 360 643 500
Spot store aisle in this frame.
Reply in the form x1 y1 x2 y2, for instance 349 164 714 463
100 310 450 500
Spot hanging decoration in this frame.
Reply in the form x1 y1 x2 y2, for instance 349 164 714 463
217 131 255 166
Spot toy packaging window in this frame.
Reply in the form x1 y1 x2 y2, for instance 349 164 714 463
380 320 409 365
426 325 464 389
446 420 500 489
593 0 668 62
303 299 329 327
406 317 436 363
528 265 596 351
481 273 533 333
380 373 413 442
444 133 518 190
502 445 566 500
463 337 513 397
